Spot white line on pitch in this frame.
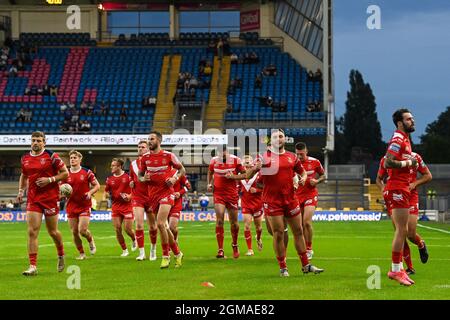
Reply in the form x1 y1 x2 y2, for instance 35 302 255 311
417 224 450 234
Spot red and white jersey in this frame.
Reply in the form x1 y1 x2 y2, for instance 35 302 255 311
21 149 65 203
129 158 149 202
239 172 263 210
385 130 413 192
296 156 324 197
410 152 428 197
209 155 245 197
172 170 191 212
257 149 305 204
105 172 132 213
66 167 97 212
138 149 183 195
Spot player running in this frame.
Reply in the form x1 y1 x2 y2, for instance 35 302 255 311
169 169 191 245
138 131 185 269
383 108 419 286
294 142 326 259
16 131 69 276
246 129 324 277
239 155 263 256
66 150 100 260
105 158 137 257
130 140 158 261
377 152 432 275
208 145 247 259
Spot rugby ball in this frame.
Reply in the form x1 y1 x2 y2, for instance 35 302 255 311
59 183 73 197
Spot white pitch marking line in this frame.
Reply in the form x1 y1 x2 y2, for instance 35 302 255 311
417 224 450 234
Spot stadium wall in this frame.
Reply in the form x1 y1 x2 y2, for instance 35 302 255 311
0 5 98 38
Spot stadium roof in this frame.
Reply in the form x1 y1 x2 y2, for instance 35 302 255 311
0 0 258 5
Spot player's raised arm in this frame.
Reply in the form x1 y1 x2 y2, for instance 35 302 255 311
86 176 100 199
410 156 432 191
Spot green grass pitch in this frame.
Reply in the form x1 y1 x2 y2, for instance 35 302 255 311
0 220 449 300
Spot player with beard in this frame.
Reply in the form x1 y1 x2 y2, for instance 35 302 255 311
246 129 324 276
383 108 419 286
207 145 247 259
138 131 185 269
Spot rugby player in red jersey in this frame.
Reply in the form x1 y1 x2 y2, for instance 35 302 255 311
169 169 191 244
66 150 100 260
239 155 263 256
246 129 324 276
207 145 247 259
16 131 69 276
105 158 136 257
130 140 158 261
138 131 185 269
383 109 419 286
377 152 431 275
294 142 326 259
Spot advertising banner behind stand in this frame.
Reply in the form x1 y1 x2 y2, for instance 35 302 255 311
240 9 260 31
0 210 383 223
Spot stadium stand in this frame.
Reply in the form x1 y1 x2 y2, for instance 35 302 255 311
0 32 325 136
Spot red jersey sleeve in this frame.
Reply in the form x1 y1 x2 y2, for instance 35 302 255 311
51 153 65 171
235 157 245 173
170 152 183 170
294 156 305 175
87 169 97 184
377 157 387 177
315 160 325 175
208 158 215 172
386 137 404 160
105 177 111 192
416 154 428 175
179 176 191 195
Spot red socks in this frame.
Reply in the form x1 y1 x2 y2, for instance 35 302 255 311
403 241 413 269
29 253 37 266
56 245 65 257
149 229 157 245
299 251 309 267
170 242 180 256
256 229 262 241
392 251 402 264
277 256 287 269
216 226 224 250
414 234 424 249
77 245 84 254
162 243 170 257
231 225 239 246
136 229 145 248
244 230 252 250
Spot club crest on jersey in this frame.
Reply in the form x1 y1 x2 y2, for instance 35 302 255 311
40 159 46 165
122 178 127 183
80 175 85 181
388 143 401 153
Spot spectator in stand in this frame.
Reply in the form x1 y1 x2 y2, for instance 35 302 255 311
15 108 26 122
60 120 70 132
100 101 109 115
230 53 238 64
120 105 127 120
308 70 315 81
314 68 323 82
0 59 6 71
148 96 157 108
189 76 199 89
8 64 18 77
6 200 14 209
80 120 91 132
249 51 259 64
60 102 68 113
49 84 58 96
24 108 32 122
262 64 277 77
87 102 95 115
255 74 262 89
208 40 216 54
0 201 6 209
80 101 88 115
42 84 50 96
203 62 212 76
